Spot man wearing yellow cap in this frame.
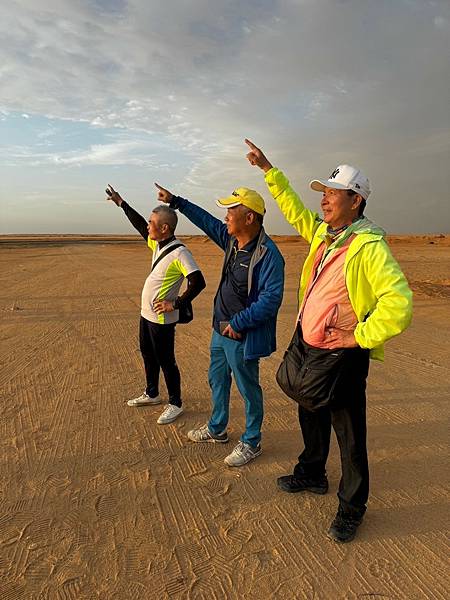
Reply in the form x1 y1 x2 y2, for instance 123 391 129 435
155 182 285 467
245 139 412 543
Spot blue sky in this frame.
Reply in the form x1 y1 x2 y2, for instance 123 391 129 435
1 0 449 234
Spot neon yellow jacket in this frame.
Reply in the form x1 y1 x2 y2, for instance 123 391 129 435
265 168 413 361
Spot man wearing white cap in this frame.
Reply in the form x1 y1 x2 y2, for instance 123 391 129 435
246 139 412 542
155 182 284 467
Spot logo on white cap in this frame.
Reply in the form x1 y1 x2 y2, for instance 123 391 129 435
310 164 371 200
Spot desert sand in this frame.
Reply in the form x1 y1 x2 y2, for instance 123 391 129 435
0 234 449 599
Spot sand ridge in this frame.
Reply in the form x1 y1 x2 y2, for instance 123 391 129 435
0 236 449 599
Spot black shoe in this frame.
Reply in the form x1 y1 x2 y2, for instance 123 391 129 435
327 508 363 543
277 474 328 495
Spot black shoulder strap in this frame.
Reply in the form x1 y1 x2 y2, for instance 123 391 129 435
151 242 184 272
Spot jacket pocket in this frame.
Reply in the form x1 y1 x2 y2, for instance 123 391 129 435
323 304 339 337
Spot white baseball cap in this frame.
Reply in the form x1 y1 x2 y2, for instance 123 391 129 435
310 164 371 200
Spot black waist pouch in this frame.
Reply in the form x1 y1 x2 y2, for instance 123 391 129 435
178 300 193 324
276 327 345 411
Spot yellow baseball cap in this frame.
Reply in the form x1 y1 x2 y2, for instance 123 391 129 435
216 187 266 216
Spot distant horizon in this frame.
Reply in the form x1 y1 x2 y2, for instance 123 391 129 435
1 232 448 239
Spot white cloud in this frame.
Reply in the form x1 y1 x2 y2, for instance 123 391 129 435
53 140 155 166
0 138 168 168
0 0 449 233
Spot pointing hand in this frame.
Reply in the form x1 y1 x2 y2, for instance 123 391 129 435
155 182 173 204
245 139 273 173
105 184 124 207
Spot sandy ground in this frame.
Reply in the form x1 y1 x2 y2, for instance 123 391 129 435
0 234 449 599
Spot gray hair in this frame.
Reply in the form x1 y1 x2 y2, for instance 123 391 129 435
152 205 178 233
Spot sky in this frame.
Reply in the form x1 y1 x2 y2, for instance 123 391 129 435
1 0 449 235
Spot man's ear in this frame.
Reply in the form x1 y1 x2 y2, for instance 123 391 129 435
245 211 255 224
352 194 363 211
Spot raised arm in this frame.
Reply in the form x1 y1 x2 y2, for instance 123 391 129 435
106 184 149 241
155 183 230 250
245 139 322 243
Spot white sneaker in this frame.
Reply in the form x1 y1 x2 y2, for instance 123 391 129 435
127 392 161 407
157 404 184 424
224 441 262 467
187 423 229 443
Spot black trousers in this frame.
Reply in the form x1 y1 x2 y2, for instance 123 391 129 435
293 343 370 516
139 316 181 407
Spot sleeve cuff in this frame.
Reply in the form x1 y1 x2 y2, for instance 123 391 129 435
263 166 278 182
170 196 188 211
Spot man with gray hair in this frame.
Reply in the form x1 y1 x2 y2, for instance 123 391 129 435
106 185 206 424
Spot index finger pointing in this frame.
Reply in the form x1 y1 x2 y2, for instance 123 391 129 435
244 138 258 150
154 182 165 191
